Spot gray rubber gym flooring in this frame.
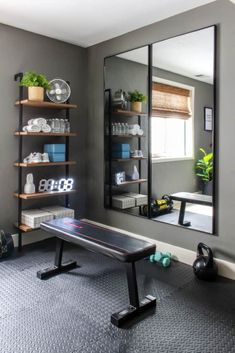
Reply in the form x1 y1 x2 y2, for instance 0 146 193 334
154 209 212 233
0 238 235 353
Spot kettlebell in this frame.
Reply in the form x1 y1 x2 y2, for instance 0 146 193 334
193 243 218 281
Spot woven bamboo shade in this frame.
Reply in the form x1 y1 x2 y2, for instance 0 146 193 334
152 82 192 119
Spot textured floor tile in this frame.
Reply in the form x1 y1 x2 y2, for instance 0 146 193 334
0 238 235 353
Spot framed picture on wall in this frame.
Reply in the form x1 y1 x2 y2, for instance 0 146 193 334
204 107 213 131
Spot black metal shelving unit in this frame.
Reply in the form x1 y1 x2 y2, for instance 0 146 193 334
14 72 78 250
104 88 150 216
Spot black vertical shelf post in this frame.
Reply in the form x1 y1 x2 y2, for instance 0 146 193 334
104 88 113 208
65 81 70 209
147 44 153 219
14 72 24 251
138 114 141 215
212 25 217 235
138 114 141 190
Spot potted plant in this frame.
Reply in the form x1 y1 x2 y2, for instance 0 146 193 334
20 71 51 101
128 89 147 113
195 148 213 195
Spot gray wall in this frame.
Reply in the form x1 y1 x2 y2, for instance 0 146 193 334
87 0 235 262
105 56 213 196
0 24 87 232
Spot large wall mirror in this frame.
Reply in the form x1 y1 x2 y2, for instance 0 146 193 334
104 26 216 234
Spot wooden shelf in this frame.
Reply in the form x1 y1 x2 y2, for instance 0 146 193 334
15 223 38 233
112 157 147 162
14 161 76 167
14 132 77 137
14 190 76 200
113 179 147 186
15 100 77 109
112 109 147 117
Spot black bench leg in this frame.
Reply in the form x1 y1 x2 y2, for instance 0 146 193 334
178 201 191 227
126 262 140 308
37 238 77 280
111 262 156 327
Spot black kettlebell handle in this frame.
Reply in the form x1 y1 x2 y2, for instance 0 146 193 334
197 243 214 267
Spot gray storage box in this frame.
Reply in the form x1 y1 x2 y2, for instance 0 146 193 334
124 193 148 206
112 195 135 209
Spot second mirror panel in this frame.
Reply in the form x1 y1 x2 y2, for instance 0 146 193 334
151 26 215 233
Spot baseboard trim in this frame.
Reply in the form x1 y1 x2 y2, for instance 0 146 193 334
83 218 235 281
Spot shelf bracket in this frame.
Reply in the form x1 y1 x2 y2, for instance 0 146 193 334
14 72 23 82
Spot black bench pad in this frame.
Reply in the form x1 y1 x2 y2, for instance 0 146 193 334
41 218 155 263
170 192 212 206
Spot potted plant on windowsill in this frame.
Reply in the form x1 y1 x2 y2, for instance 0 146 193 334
20 71 51 101
195 148 213 195
128 90 147 113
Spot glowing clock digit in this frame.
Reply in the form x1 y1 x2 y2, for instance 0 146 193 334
66 178 74 191
53 180 59 190
46 179 55 191
58 178 66 191
38 179 47 192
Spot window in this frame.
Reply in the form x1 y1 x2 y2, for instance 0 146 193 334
151 79 194 161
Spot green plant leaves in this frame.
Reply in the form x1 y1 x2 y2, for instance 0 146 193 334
20 71 51 89
128 89 147 103
199 147 206 156
195 147 213 183
203 152 213 162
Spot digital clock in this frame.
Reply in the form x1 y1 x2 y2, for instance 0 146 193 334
38 178 74 192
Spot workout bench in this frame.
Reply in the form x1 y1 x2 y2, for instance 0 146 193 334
37 218 156 327
170 192 212 227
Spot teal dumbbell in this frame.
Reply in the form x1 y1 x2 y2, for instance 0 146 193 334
149 251 172 268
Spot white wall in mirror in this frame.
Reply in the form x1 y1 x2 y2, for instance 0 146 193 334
118 27 214 84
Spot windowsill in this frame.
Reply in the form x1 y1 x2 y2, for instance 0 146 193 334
152 156 194 163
